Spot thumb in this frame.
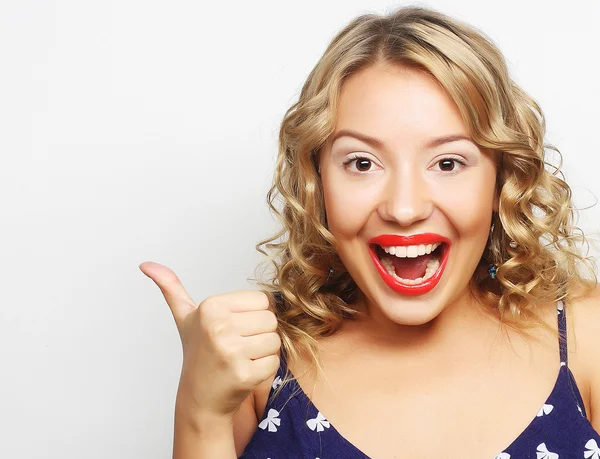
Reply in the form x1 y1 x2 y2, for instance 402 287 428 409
138 261 197 331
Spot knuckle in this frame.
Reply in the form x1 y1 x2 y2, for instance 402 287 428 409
207 319 229 339
198 296 221 316
232 364 253 387
214 336 238 358
198 298 229 325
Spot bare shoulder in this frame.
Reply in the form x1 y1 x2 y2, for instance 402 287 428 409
566 280 600 431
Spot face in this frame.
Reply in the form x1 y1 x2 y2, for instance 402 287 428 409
319 62 499 326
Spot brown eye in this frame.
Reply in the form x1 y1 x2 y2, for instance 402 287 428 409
439 159 456 171
342 155 379 174
355 159 372 172
435 157 467 173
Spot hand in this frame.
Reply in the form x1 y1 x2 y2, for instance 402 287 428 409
139 261 281 420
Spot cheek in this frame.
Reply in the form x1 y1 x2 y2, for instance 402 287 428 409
323 181 376 236
434 175 495 236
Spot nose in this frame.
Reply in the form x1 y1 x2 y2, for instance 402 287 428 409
377 168 434 227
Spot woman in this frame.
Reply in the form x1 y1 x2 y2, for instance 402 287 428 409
140 5 600 458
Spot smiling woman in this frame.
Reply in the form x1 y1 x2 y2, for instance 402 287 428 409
143 4 600 459
243 4 599 458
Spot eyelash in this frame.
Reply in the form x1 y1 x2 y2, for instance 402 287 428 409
342 154 468 174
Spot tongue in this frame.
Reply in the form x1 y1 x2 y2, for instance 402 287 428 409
391 253 434 279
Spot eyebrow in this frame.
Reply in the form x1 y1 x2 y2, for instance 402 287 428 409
330 129 475 149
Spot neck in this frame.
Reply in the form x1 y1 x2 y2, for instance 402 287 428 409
345 287 502 356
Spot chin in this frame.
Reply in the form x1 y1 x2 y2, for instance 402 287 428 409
379 298 445 326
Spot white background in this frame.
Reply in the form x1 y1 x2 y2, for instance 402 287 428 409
1 1 599 458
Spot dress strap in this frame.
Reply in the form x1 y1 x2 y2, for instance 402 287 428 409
556 299 588 417
557 300 568 365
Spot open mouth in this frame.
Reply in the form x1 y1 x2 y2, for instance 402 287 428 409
372 242 445 284
368 239 451 296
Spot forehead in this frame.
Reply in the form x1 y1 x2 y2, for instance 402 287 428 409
332 63 469 147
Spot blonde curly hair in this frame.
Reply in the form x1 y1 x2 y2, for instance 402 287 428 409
250 5 598 387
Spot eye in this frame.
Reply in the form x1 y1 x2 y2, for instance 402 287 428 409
342 154 379 173
433 156 467 173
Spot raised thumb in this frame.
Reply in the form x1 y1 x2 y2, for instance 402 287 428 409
138 261 197 331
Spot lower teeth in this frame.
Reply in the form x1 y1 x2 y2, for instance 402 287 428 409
380 257 440 285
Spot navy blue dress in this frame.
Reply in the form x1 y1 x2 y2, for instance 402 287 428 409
240 300 600 458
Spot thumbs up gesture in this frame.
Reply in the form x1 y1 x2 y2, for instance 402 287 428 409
139 261 281 421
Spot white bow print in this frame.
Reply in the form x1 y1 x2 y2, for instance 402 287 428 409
258 408 281 432
585 439 600 459
306 411 331 432
536 404 554 417
536 442 559 459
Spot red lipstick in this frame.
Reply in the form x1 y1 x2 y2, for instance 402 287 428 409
368 233 451 296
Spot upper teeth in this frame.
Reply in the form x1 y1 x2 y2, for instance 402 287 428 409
381 242 441 258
